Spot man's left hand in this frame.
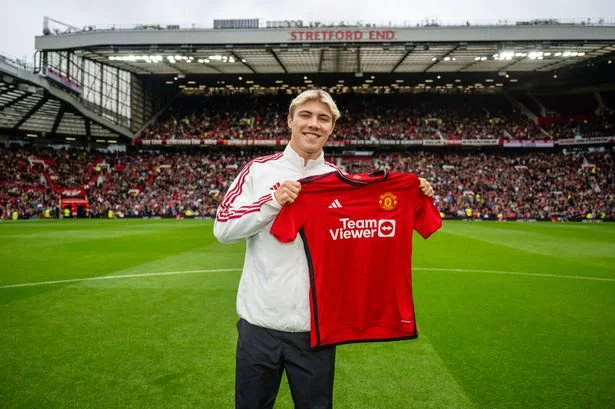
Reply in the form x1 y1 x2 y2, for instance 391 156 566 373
419 178 434 197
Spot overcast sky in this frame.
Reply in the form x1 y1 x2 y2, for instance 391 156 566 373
1 0 613 63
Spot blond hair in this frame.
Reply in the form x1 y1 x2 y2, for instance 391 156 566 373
288 90 341 124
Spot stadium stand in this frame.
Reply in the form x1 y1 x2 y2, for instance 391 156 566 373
0 70 128 142
1 144 612 221
1 18 614 222
537 93 598 116
138 93 614 143
601 90 615 109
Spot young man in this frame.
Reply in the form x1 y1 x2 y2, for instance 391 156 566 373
213 90 433 409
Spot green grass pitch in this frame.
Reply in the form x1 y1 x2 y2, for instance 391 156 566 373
1 219 614 408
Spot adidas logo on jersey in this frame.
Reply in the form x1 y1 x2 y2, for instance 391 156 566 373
328 199 343 209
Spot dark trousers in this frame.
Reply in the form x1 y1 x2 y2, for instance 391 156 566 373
236 319 336 409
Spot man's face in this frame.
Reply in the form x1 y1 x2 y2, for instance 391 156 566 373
288 100 335 161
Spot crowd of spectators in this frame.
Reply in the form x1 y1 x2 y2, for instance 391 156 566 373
540 111 615 140
343 150 614 221
140 93 614 142
86 150 241 218
1 145 613 222
0 146 59 219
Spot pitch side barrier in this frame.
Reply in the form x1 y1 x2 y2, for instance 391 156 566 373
135 136 615 148
58 215 613 222
4 215 610 222
445 216 609 223
59 215 609 222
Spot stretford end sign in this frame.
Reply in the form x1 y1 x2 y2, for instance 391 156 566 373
289 30 396 41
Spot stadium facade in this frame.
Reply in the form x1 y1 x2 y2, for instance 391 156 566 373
0 18 613 221
1 17 611 145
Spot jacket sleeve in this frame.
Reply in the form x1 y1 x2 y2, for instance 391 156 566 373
213 163 282 244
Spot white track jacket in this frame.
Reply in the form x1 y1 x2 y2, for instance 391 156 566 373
213 145 337 331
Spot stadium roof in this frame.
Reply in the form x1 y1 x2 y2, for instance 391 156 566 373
3 19 613 144
35 22 615 76
76 41 615 76
0 56 131 143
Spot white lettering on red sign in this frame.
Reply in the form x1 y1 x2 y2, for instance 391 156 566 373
329 218 396 240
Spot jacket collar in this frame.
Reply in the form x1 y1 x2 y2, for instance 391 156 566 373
283 144 325 170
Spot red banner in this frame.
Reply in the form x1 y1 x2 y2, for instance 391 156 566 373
502 140 554 148
61 198 89 208
134 137 614 148
45 67 83 95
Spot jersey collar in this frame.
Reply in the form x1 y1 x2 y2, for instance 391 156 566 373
300 169 388 186
335 169 388 186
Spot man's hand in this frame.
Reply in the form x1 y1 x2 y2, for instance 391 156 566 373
274 180 302 206
419 178 434 197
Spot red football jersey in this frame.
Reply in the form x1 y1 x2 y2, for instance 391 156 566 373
270 170 442 348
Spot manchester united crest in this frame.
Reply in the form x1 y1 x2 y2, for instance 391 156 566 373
379 192 397 211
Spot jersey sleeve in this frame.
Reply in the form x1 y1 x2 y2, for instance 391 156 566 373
413 192 443 239
270 200 308 243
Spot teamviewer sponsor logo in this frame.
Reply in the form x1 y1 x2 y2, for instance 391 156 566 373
329 218 396 240
377 219 396 237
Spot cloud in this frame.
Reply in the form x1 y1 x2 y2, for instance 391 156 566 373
1 0 613 63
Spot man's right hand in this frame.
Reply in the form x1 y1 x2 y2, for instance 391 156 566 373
274 180 302 206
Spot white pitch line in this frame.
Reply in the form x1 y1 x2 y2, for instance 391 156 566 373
0 268 242 289
415 267 615 282
1 267 613 290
